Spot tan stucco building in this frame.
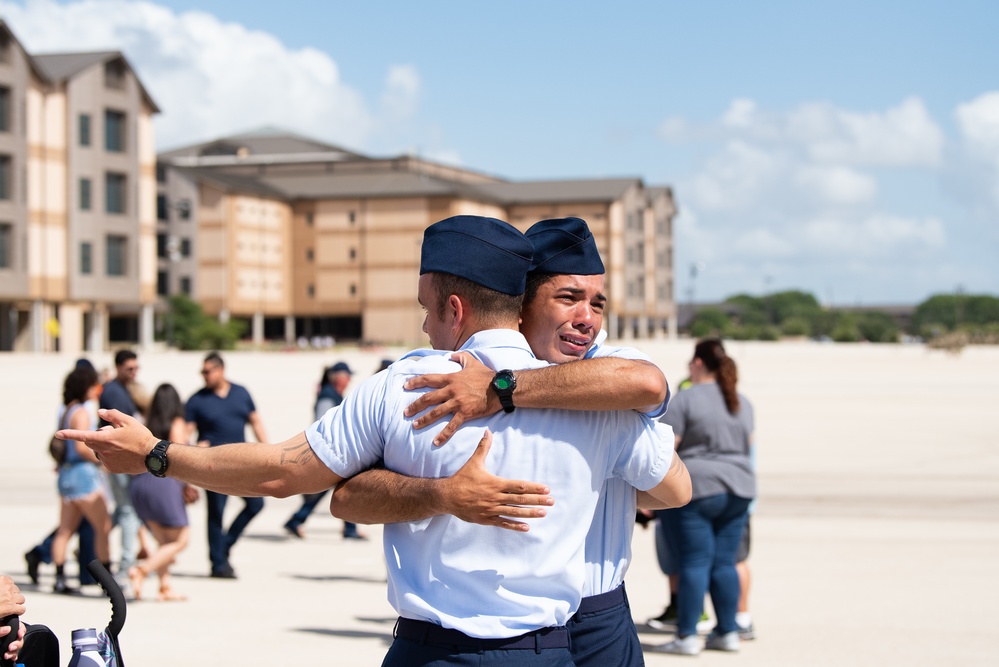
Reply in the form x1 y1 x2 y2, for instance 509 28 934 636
0 21 158 353
158 130 677 346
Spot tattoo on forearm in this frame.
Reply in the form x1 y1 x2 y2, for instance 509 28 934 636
280 442 314 466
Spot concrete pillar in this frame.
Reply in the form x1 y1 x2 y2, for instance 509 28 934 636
252 311 264 346
59 303 84 356
637 315 649 340
219 308 230 324
607 313 618 341
668 314 678 340
140 304 155 350
284 315 295 344
31 300 45 352
86 305 105 353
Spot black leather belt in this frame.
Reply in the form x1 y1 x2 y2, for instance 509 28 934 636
393 617 569 652
575 583 628 616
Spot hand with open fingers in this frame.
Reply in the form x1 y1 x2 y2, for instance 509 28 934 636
441 429 553 532
404 352 502 446
56 408 158 474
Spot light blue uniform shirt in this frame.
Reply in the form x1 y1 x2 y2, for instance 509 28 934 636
583 330 672 597
306 329 674 638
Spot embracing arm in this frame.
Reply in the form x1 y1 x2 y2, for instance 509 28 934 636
640 452 691 509
405 353 668 445
58 409 341 498
330 430 553 531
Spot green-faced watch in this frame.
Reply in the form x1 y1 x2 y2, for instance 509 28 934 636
490 369 517 414
145 440 172 478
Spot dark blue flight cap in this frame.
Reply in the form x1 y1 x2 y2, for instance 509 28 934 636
420 215 534 296
526 217 605 276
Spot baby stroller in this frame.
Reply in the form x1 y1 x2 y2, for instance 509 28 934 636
1 561 126 667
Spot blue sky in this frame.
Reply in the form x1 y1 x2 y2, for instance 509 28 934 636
3 0 997 305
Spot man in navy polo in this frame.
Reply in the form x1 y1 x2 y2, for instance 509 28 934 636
185 351 269 579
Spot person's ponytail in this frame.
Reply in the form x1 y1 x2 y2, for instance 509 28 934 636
693 337 740 414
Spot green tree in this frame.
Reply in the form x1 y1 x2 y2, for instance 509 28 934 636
689 308 732 338
912 293 999 332
168 295 246 350
856 312 898 343
830 314 861 342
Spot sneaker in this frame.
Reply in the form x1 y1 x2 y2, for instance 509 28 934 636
646 603 677 630
652 634 701 656
696 611 714 632
705 630 740 652
53 579 79 596
738 622 756 641
210 565 237 579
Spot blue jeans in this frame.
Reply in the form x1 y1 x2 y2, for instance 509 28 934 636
662 493 750 637
31 520 97 585
206 490 264 571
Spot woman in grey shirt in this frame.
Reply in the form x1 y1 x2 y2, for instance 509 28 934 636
654 338 756 656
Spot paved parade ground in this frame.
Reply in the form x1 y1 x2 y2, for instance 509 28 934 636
2 340 997 666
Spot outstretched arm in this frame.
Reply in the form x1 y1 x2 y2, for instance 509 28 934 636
330 430 553 532
58 408 341 498
405 353 668 446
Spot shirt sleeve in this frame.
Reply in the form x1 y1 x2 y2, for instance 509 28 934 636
611 414 675 492
305 369 391 478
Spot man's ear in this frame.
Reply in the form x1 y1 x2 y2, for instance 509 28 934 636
448 294 465 330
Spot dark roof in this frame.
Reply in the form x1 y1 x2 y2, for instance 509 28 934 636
472 178 641 204
0 20 50 82
173 166 289 199
160 127 370 160
33 51 118 80
32 51 160 112
258 170 496 201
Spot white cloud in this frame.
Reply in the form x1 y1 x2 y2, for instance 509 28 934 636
955 92 999 157
0 0 422 150
794 165 878 205
799 214 945 256
797 97 944 167
687 140 785 210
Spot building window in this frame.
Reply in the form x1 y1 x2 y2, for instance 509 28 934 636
105 110 126 152
306 248 314 262
180 238 191 258
156 164 166 182
0 154 10 200
307 284 315 298
106 235 126 276
157 194 168 220
104 60 126 89
348 211 356 224
157 233 167 259
349 247 356 261
305 212 314 226
0 223 11 268
106 172 126 213
176 200 191 220
179 276 191 295
80 242 92 275
349 283 357 297
79 114 91 146
157 270 168 296
0 32 9 63
0 86 10 133
80 178 91 210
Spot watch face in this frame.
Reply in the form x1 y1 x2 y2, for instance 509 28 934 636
147 456 164 472
494 376 513 391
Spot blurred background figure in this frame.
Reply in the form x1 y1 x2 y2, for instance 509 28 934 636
24 359 99 588
186 352 269 578
377 358 395 373
128 383 198 601
100 350 144 593
652 338 756 656
50 365 113 594
283 361 366 540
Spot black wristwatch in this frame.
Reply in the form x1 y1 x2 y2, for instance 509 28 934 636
490 369 517 414
145 440 172 477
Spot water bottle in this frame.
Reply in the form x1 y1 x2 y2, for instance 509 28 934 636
67 628 105 667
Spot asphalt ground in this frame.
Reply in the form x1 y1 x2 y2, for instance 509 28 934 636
2 341 997 666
